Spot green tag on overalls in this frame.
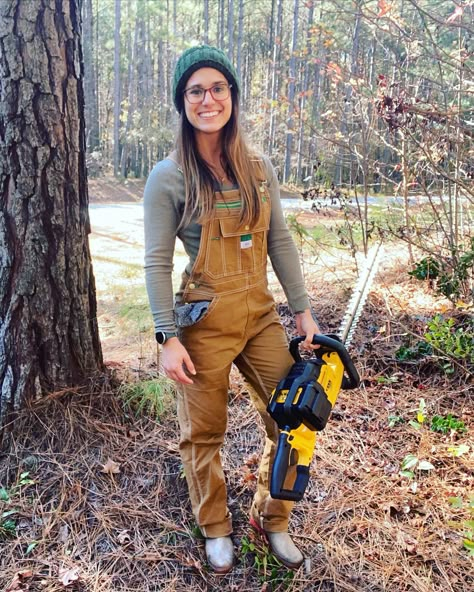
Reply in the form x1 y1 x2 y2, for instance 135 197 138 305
240 234 252 249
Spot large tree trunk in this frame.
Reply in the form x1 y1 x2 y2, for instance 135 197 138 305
0 0 103 429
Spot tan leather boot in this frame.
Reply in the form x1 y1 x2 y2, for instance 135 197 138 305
249 517 304 570
205 536 235 574
266 531 304 569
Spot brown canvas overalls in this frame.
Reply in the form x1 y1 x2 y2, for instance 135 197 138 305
176 174 296 538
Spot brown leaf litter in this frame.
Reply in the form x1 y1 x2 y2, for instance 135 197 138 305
0 260 472 591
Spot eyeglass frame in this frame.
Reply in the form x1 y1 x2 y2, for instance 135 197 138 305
183 83 233 104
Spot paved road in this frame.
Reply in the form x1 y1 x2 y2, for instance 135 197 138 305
87 196 393 292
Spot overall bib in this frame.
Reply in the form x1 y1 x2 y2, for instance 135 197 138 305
176 176 295 538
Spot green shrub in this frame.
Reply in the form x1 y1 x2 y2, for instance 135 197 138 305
409 257 440 280
395 341 432 361
430 414 466 434
425 315 474 366
408 239 474 302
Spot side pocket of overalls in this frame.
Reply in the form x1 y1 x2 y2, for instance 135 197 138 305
174 301 211 328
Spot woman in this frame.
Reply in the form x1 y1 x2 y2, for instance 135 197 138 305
144 45 320 574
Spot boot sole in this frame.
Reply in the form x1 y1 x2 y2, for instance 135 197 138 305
208 561 234 575
249 517 303 570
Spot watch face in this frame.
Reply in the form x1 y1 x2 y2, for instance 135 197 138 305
156 331 166 344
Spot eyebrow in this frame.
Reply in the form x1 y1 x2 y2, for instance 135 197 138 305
185 80 227 89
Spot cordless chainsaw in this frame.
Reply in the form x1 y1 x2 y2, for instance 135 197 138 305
268 244 383 501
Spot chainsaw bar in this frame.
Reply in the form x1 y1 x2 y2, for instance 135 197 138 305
338 242 383 347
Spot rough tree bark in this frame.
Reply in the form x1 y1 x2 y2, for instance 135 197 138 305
142 8 152 177
0 0 103 429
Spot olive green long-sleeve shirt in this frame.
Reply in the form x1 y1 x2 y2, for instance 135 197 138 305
144 155 310 333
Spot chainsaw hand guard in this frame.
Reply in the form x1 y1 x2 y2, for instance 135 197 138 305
289 334 359 389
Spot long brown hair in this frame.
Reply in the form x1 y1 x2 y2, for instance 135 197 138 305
176 86 262 228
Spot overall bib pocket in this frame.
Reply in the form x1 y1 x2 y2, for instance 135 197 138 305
204 214 268 278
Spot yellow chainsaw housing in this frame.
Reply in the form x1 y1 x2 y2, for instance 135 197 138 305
268 335 359 501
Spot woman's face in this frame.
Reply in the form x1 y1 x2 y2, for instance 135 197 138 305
183 67 232 138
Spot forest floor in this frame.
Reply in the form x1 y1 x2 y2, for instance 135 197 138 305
0 181 472 592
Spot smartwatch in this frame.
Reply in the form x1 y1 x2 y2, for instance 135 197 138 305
155 331 177 345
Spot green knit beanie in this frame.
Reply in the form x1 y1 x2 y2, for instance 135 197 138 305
173 45 240 113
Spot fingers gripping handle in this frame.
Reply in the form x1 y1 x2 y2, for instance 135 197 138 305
289 335 360 390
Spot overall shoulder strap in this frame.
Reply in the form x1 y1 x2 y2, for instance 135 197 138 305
250 156 268 183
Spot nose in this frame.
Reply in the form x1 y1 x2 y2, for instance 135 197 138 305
201 89 214 105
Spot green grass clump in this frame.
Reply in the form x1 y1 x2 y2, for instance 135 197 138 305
120 377 176 421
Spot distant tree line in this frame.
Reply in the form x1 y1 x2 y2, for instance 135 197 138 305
82 0 473 196
82 0 473 297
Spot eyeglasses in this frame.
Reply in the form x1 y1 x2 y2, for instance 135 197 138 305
183 83 232 104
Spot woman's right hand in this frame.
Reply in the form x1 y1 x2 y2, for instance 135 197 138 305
161 337 196 384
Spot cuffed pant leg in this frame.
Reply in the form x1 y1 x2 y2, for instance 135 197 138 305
234 315 296 533
177 364 233 538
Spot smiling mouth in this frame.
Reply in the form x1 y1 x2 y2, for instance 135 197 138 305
199 111 220 119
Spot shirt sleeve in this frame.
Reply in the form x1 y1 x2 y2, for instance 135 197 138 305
143 159 183 333
263 156 311 313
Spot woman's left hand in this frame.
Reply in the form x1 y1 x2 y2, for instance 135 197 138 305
295 308 322 350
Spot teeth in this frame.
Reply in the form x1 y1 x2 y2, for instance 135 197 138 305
200 111 219 118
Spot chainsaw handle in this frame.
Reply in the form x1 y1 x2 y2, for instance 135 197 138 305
270 432 309 502
289 335 360 390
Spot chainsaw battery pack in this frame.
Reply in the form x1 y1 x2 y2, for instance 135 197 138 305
267 359 332 432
